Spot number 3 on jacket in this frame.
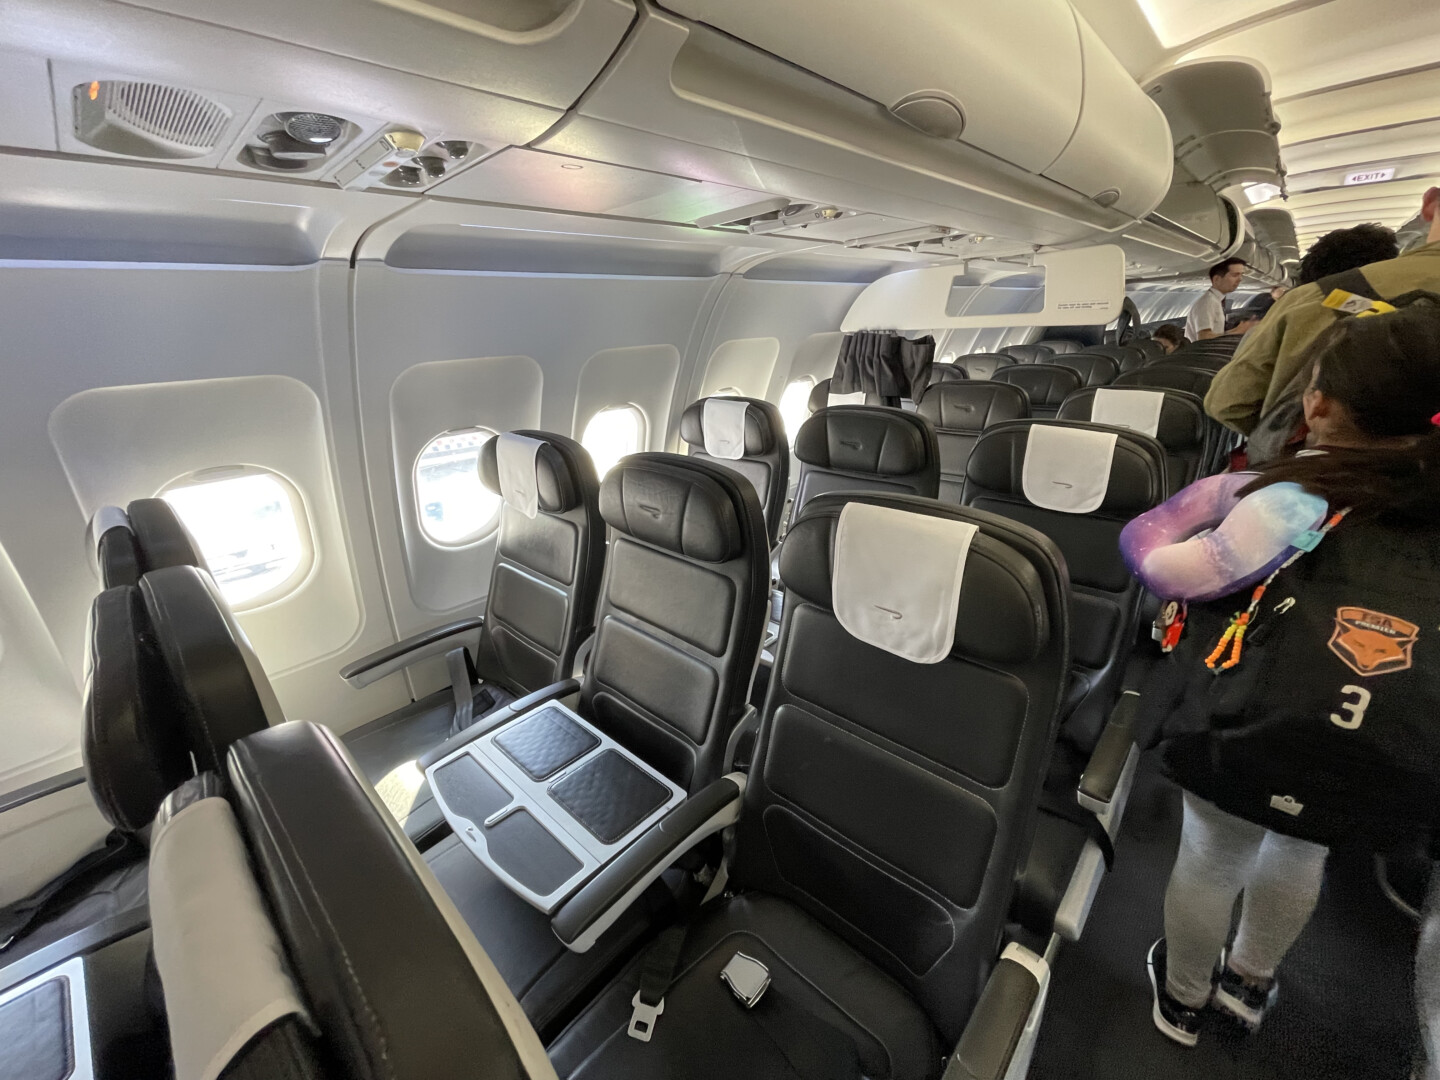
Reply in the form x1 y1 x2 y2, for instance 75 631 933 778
1330 685 1371 730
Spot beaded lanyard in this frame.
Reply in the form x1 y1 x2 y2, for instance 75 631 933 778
1204 508 1350 673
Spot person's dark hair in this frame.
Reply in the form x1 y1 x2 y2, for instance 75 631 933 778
1153 324 1185 347
1295 223 1398 286
1242 298 1440 522
1208 257 1246 282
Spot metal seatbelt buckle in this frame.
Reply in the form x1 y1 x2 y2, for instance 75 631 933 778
628 991 664 1042
720 952 771 1008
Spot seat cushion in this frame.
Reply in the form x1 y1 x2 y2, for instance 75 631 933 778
548 894 941 1080
427 834 674 1041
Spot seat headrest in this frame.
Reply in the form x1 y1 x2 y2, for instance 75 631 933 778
479 431 585 514
83 585 192 832
807 379 868 414
779 494 1050 665
1057 387 1205 449
966 420 1167 515
793 407 936 477
952 354 1015 380
1057 353 1121 387
599 454 747 563
88 506 142 588
127 498 208 574
993 364 1082 408
917 381 1028 433
924 364 970 389
142 565 281 773
679 396 780 456
1002 343 1055 365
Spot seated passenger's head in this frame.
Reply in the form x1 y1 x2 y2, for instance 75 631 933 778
1152 324 1184 353
1296 223 1398 286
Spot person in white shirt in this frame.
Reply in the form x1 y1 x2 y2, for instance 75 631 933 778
1185 258 1248 341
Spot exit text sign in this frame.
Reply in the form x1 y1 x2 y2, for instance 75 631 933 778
1344 168 1395 185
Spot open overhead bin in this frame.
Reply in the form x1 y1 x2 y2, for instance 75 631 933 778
537 0 1173 250
1247 208 1300 265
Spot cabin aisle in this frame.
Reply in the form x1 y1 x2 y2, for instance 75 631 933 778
1032 755 1420 1080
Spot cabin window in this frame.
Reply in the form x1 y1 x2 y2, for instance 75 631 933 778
414 428 503 547
778 377 815 438
581 405 645 478
161 469 313 609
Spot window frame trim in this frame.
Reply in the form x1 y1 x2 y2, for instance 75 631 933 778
411 426 504 552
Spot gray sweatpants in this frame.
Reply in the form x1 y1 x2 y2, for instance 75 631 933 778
1164 792 1329 1008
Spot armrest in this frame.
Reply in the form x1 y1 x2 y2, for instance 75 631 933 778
416 678 581 771
339 618 484 688
1077 691 1140 820
552 774 745 954
943 944 1050 1080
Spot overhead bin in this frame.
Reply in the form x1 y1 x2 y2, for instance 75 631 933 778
1247 208 1300 264
537 1 1173 250
1142 60 1285 193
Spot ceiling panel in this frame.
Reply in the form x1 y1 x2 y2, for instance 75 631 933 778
1275 66 1440 145
1133 0 1294 50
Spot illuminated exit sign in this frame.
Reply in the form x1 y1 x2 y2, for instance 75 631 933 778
1344 167 1395 186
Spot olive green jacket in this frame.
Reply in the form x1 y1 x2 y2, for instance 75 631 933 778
1205 240 1440 434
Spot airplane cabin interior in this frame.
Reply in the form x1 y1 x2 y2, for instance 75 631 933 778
0 0 1437 1078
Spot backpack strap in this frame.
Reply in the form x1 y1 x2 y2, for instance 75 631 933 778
1317 267 1396 317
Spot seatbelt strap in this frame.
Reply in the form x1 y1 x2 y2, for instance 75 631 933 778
1039 789 1115 870
628 923 687 1041
0 830 141 952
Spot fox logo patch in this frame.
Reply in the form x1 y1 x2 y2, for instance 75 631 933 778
1328 607 1419 676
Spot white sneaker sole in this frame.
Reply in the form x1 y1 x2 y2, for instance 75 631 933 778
1213 984 1264 1029
1148 947 1199 1048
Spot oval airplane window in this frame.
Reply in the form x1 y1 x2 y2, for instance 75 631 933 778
414 428 503 547
581 405 644 478
161 468 313 609
778 377 815 438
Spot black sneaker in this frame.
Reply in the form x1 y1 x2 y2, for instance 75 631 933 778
1148 939 1205 1047
1213 952 1277 1030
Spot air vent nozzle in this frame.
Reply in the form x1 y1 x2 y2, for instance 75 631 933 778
241 111 356 174
72 81 232 159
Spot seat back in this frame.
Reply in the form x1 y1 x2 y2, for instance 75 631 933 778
1134 337 1167 360
917 382 1029 503
1057 386 1211 495
473 432 605 696
1076 343 1146 371
791 406 940 519
1001 343 1055 365
963 420 1167 747
951 353 1015 380
84 564 281 832
1113 363 1217 398
993 364 1082 418
89 498 206 589
679 397 790 547
734 493 1069 1042
1034 338 1084 355
147 722 557 1080
923 363 969 391
1054 352 1122 385
582 454 769 790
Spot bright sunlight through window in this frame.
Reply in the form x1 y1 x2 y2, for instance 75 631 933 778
415 428 502 546
582 405 644 478
162 471 309 607
778 378 815 438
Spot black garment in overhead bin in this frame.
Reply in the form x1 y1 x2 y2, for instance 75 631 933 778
1146 516 1440 850
832 332 935 400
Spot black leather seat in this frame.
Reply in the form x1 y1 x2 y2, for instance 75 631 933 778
950 353 1015 381
679 396 789 547
790 406 940 519
1076 343 1146 372
1057 386 1213 495
993 364 1082 418
420 454 770 1036
922 363 969 390
1053 352 1122 387
916 382 1029 503
352 431 605 843
84 565 280 833
1035 338 1084 355
1001 342 1055 365
806 378 886 412
89 498 205 589
1134 337 1167 360
962 420 1167 939
547 492 1071 1079
1113 362 1218 398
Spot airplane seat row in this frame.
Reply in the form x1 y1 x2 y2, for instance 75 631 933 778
1056 387 1212 496
789 405 940 519
85 481 1075 1079
916 381 1030 502
992 364 1083 417
678 396 790 547
1000 342 1055 365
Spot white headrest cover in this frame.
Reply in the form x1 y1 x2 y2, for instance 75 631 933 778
86 505 132 575
829 391 867 407
1091 388 1164 438
702 397 749 460
496 432 544 520
1021 425 1118 514
151 797 309 1080
833 502 977 664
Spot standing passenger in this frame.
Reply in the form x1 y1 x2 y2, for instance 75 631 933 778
1184 258 1248 342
